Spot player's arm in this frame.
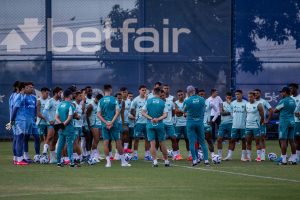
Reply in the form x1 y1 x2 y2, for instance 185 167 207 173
86 104 93 128
220 103 230 116
265 102 273 123
130 100 136 118
110 106 120 125
258 104 265 125
211 102 219 122
121 101 125 125
171 102 175 117
37 100 46 121
55 108 62 124
63 107 74 126
141 109 152 120
175 103 183 117
274 101 284 113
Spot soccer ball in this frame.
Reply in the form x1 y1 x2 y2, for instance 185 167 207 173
33 155 41 163
39 155 49 164
212 155 221 164
88 157 98 165
167 149 174 158
268 153 277 161
198 150 204 161
124 153 132 161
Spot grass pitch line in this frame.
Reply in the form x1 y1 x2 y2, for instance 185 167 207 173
171 163 300 183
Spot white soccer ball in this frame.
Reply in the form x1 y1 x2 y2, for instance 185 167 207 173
198 150 204 161
33 155 41 163
167 149 173 158
88 157 98 165
124 153 132 161
39 155 49 164
268 153 277 161
212 155 221 164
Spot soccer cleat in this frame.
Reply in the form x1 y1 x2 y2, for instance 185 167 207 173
121 162 131 167
174 154 183 161
94 157 100 163
131 156 138 161
16 161 28 166
187 156 192 161
277 161 287 165
124 148 133 153
144 155 153 161
70 163 81 168
165 163 170 167
152 163 158 167
241 157 250 162
105 162 112 168
255 157 261 162
63 159 71 165
222 155 232 161
192 160 198 167
114 153 120 161
110 156 115 161
204 161 210 167
49 157 57 164
57 163 64 167
24 158 33 163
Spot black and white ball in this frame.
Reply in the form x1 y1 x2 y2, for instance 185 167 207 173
212 155 221 164
124 153 132 161
268 153 277 161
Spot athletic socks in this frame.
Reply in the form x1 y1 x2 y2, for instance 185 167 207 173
124 143 129 149
109 151 113 157
153 159 158 165
145 150 150 157
134 150 138 157
246 150 251 160
211 152 215 158
241 150 246 159
257 150 261 158
218 149 222 157
43 144 49 154
281 154 287 163
23 152 29 160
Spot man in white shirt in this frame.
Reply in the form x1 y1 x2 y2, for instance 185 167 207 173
207 89 223 141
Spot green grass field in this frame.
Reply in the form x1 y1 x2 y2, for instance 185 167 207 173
0 140 299 200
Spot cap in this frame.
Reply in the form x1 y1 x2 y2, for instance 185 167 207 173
186 85 195 93
279 87 290 93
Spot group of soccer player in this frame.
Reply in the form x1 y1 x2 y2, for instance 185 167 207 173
6 80 300 167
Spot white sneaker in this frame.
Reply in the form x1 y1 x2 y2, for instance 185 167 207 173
49 156 57 164
94 157 100 163
105 162 111 168
222 155 232 161
114 153 120 160
121 162 131 167
241 156 250 162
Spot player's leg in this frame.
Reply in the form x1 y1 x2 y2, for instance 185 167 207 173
85 127 93 157
240 129 247 161
254 129 262 162
91 127 100 161
43 126 54 155
187 124 197 165
132 124 141 160
223 128 237 160
128 126 134 150
205 125 215 159
278 123 288 165
56 132 66 166
16 132 27 165
23 133 31 162
12 134 17 164
142 124 151 161
122 124 131 153
167 125 179 160
294 122 300 161
217 124 225 158
260 125 267 161
287 125 297 164
245 129 253 161
66 133 76 166
197 124 209 166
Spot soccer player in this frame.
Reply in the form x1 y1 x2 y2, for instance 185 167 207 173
289 83 300 161
217 92 233 158
23 82 40 162
130 85 151 161
245 91 264 162
274 87 297 165
37 87 50 143
10 82 28 165
120 87 133 153
223 90 248 161
97 84 131 167
183 85 210 166
207 89 223 141
73 91 84 163
175 90 190 160
160 90 179 160
203 91 219 159
8 81 20 164
55 89 77 167
42 86 63 163
162 84 175 102
148 81 162 99
127 92 135 151
86 94 103 162
141 87 169 167
254 89 273 161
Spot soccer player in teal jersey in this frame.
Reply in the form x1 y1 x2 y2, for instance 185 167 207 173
289 83 300 162
245 91 264 162
175 90 190 160
223 90 248 161
160 90 179 160
42 87 63 163
37 87 50 143
183 85 210 166
274 87 297 165
97 84 131 168
141 87 169 167
86 94 103 162
254 89 273 161
130 85 151 160
217 92 233 158
55 89 77 167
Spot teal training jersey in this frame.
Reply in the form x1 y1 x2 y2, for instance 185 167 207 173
276 96 296 122
221 101 233 124
56 101 75 132
183 95 205 122
143 97 167 128
231 99 247 129
246 101 261 129
98 96 119 122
